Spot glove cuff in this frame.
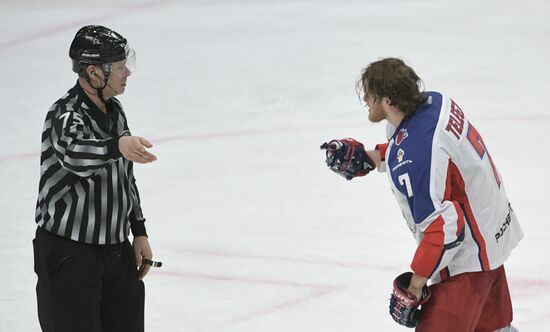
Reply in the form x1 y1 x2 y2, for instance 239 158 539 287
389 272 432 328
394 272 431 305
393 272 421 306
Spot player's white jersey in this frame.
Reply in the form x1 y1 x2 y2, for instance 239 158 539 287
379 91 523 283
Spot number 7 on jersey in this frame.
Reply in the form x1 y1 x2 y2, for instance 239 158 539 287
398 173 414 197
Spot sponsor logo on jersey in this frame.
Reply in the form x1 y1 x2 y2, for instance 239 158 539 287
495 203 514 243
395 129 408 146
397 149 405 162
392 148 413 172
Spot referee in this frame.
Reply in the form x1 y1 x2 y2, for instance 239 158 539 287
33 25 157 332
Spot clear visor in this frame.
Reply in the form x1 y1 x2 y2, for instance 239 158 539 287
106 47 136 76
125 47 136 73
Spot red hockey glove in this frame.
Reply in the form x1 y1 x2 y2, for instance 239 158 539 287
320 138 375 180
389 272 431 328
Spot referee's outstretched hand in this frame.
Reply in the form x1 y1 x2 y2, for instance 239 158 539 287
119 136 157 163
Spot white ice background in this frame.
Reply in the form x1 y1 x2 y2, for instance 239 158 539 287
1 0 549 331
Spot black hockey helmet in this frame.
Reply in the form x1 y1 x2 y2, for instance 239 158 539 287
69 25 134 75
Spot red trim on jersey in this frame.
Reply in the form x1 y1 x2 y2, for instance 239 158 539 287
375 143 388 161
443 160 466 239
411 216 445 278
447 161 491 271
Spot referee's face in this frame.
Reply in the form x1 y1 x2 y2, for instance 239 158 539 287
102 60 132 98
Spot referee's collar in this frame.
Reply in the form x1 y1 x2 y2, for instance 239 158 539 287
73 81 116 120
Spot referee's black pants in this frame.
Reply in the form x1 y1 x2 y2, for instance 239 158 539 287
33 227 145 332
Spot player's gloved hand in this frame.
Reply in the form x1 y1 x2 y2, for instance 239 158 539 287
320 138 375 180
389 272 432 328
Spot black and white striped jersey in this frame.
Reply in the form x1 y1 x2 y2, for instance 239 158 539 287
35 82 147 244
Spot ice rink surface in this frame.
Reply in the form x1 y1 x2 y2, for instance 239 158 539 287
1 0 550 330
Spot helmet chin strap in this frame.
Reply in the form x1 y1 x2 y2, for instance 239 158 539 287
96 83 108 104
85 72 111 104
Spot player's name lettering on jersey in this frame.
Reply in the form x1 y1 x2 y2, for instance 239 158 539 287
445 100 465 140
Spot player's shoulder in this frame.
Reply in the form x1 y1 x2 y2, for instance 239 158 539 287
423 91 462 117
420 91 445 111
406 91 464 153
405 91 446 136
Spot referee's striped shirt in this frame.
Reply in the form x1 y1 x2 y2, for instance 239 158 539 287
35 82 147 244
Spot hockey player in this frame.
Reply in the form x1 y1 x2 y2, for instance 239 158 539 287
321 58 522 331
33 25 158 332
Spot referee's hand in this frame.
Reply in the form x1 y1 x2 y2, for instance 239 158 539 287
133 236 153 280
119 136 157 163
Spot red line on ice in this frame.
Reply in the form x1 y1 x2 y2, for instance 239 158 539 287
159 270 344 324
0 0 173 51
508 276 550 297
160 270 341 290
229 288 340 324
180 246 396 271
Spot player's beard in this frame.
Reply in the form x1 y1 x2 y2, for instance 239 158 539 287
368 103 386 123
